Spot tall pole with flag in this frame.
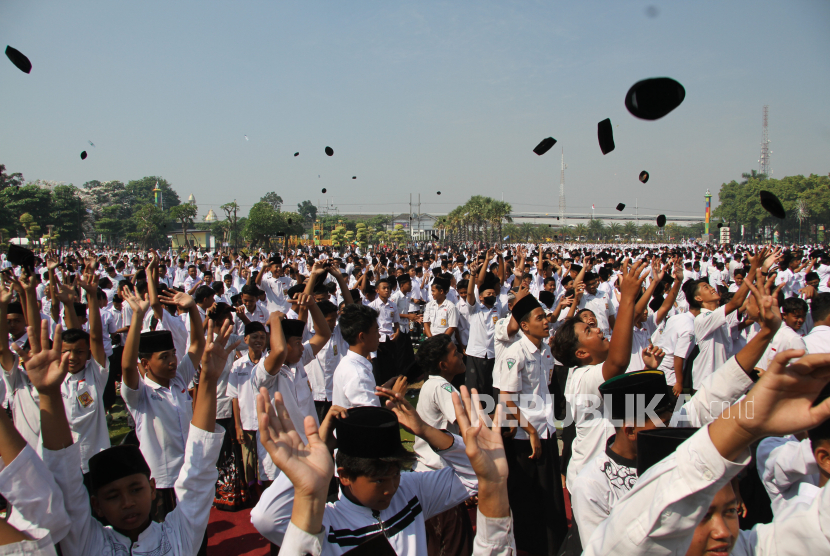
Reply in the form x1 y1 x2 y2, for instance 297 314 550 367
153 181 161 207
591 204 595 220
704 189 712 239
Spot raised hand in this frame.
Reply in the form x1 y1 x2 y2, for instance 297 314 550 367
391 375 409 397
55 283 77 306
452 386 508 485
201 319 242 380
256 388 333 498
78 266 99 294
745 277 782 334
619 258 648 299
158 290 196 311
731 351 830 440
0 281 12 305
45 253 60 271
375 386 427 437
122 288 151 316
641 345 665 370
26 322 69 393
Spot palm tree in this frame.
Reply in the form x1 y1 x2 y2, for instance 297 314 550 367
623 221 639 240
559 225 572 241
639 224 657 240
574 223 588 241
587 219 605 241
608 222 623 242
489 200 512 243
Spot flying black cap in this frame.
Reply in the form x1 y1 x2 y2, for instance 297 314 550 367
321 188 327 194
616 203 625 212
325 146 334 156
5 46 31 74
639 171 649 183
760 190 785 219
81 151 88 160
656 214 667 227
598 119 615 155
625 77 686 121
294 152 299 157
533 137 557 156
436 191 441 195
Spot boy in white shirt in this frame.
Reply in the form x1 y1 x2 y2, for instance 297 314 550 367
755 296 807 372
424 276 459 339
805 293 830 354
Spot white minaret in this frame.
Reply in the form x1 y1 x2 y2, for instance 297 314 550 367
558 148 567 223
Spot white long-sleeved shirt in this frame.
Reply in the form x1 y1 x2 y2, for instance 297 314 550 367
43 425 223 556
756 435 820 516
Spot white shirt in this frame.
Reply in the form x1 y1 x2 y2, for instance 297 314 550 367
43 424 223 556
234 303 269 335
413 375 461 471
493 317 522 390
805 324 830 354
392 290 412 333
260 275 290 313
121 356 198 489
369 297 400 341
652 312 695 386
692 306 737 389
331 350 380 408
756 325 807 372
497 335 554 440
61 358 111 473
424 299 459 336
306 326 348 402
565 363 613 492
227 352 260 430
464 300 501 358
756 435 819 517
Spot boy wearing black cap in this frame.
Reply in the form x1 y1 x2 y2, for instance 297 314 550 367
251 381 480 555
228 321 269 490
120 286 206 519
424 275 458 339
35 319 232 555
252 296 331 482
497 291 568 555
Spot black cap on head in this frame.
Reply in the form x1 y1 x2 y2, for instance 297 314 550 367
533 137 557 156
335 407 411 459
636 427 698 476
538 290 555 308
656 214 667 227
139 330 175 354
282 319 305 339
6 302 23 315
396 275 411 285
598 118 615 155
325 146 334 156
481 271 500 292
760 190 786 219
599 370 673 422
511 294 541 320
7 244 35 272
244 321 266 336
639 171 649 183
432 276 451 292
625 77 686 121
88 444 151 493
81 151 88 160
5 46 32 74
286 284 305 299
349 288 361 300
616 203 626 212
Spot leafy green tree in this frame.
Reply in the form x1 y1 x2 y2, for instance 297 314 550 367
169 204 198 248
124 177 180 212
261 192 284 211
95 205 125 247
297 200 317 223
740 170 767 185
128 204 167 249
573 223 588 240
0 165 24 190
639 224 658 240
623 221 639 239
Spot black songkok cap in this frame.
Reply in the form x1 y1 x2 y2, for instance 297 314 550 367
138 330 175 354
625 77 686 121
396 275 411 285
511 294 541 320
636 427 698 476
282 319 305 339
88 444 151 492
760 190 786 220
533 137 557 156
598 118 615 155
432 276 451 292
335 406 411 459
6 302 23 315
538 290 555 308
599 370 673 422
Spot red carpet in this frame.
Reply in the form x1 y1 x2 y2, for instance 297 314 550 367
207 507 270 556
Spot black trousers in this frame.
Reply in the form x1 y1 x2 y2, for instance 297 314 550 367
424 502 474 556
464 355 495 399
314 400 332 424
505 436 568 556
373 335 419 385
104 346 124 411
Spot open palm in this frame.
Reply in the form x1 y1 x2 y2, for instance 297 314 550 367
257 388 333 497
453 386 508 484
26 322 69 393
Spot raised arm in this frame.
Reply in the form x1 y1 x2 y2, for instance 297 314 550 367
633 258 663 317
120 289 151 391
79 266 107 367
0 283 14 373
724 247 767 315
159 290 205 369
466 261 480 306
146 249 166 321
327 265 354 305
263 312 288 375
654 259 683 325
298 294 331 356
602 259 648 380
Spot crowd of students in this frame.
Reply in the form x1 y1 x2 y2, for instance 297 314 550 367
0 239 830 556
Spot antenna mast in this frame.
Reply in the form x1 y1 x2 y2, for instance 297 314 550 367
759 105 771 177
559 148 567 223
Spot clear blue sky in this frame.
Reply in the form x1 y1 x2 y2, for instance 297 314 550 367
2 0 828 220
